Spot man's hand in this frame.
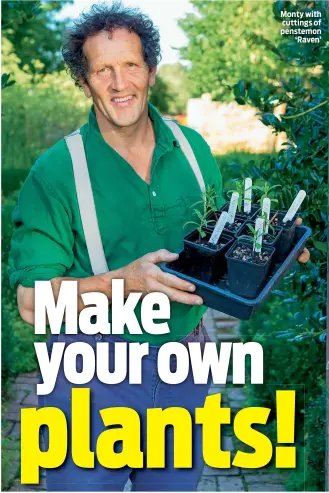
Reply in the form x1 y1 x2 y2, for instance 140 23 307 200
296 218 310 263
120 249 203 305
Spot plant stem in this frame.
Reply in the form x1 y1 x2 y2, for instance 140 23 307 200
270 211 278 224
281 100 329 120
310 141 328 159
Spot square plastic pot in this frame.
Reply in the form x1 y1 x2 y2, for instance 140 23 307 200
183 229 235 283
238 221 283 250
270 211 297 262
225 238 275 299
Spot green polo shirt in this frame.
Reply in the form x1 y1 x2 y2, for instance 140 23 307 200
9 103 224 345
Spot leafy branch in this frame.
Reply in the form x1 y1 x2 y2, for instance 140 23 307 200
227 179 256 212
246 223 264 251
253 182 282 208
281 99 329 120
184 185 219 239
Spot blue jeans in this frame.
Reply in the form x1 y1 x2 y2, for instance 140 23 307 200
38 324 211 491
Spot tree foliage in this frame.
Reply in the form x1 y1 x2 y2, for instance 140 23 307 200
178 0 308 100
2 1 72 80
158 63 192 114
150 63 193 114
149 74 173 114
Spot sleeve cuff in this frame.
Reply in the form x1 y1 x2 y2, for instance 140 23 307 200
9 265 66 289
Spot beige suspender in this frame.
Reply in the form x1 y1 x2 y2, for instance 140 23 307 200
65 119 206 275
64 130 109 275
162 118 206 194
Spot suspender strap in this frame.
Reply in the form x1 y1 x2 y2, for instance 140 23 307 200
163 118 206 194
64 130 109 275
64 119 205 275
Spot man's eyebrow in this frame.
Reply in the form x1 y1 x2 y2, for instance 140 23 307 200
91 59 107 68
94 56 141 66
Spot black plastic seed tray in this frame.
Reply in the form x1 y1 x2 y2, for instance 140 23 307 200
160 226 311 320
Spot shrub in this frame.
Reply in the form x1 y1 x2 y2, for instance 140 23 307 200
240 297 326 491
1 297 18 397
2 194 45 395
232 1 327 490
214 151 275 194
285 389 326 491
1 435 19 490
240 298 325 412
2 71 89 171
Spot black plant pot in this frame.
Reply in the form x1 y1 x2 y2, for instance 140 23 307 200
225 238 275 299
183 229 235 283
206 210 246 236
238 222 283 250
221 202 260 220
270 211 297 262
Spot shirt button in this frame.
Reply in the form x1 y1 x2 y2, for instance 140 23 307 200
94 333 103 342
152 191 157 197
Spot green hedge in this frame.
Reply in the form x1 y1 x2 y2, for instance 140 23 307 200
240 298 325 491
240 296 325 411
2 195 45 399
229 2 327 488
2 71 89 171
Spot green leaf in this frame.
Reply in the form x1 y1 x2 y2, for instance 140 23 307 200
272 1 285 21
193 209 203 221
235 97 246 105
246 224 256 235
1 73 16 90
233 81 246 99
312 240 328 253
190 199 204 208
183 221 198 230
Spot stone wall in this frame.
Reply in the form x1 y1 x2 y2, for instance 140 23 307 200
187 94 287 154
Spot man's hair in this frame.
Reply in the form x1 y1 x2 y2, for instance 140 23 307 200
62 1 162 86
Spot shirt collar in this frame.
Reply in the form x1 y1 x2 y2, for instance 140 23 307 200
87 102 180 152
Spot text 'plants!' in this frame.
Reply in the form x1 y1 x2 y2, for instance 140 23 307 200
21 390 297 484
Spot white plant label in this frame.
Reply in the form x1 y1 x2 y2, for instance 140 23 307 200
283 190 306 223
262 197 271 234
209 211 228 245
254 217 264 253
244 178 252 214
228 192 239 224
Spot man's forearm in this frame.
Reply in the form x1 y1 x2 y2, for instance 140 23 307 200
17 266 125 326
51 268 124 309
17 247 202 327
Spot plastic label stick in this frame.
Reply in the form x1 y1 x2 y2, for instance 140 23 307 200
209 211 228 245
227 192 239 224
283 190 306 223
244 178 252 214
254 217 264 253
262 198 271 234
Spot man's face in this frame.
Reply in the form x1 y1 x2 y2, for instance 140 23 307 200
81 28 156 128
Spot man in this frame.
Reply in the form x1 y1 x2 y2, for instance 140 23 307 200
9 3 309 492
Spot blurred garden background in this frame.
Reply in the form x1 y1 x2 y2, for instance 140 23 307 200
1 0 328 491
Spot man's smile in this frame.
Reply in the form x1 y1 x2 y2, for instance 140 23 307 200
111 94 135 107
